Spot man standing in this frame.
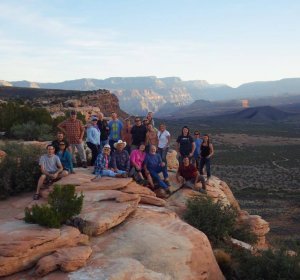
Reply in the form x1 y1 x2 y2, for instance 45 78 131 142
57 110 87 168
86 116 101 166
108 112 123 151
97 112 110 150
131 117 147 150
33 144 68 200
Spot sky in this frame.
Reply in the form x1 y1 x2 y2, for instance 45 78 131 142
0 0 299 87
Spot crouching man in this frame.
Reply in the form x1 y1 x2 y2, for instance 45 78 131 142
33 144 68 200
176 156 206 193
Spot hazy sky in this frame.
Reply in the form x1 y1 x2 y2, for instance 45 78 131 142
0 0 299 87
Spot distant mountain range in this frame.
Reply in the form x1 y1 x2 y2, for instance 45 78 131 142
1 76 300 115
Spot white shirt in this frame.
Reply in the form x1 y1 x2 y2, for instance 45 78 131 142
157 130 170 148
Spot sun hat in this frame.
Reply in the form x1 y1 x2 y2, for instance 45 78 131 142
113 140 127 148
103 144 111 149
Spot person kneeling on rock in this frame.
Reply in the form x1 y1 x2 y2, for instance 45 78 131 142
144 145 171 195
176 156 206 193
92 144 128 180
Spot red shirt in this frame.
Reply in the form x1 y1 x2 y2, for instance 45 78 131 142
178 164 198 180
60 119 84 144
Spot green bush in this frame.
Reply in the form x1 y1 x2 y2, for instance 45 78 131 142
10 121 52 141
24 204 60 228
184 196 237 242
232 224 258 245
24 185 84 228
0 143 43 199
237 249 300 280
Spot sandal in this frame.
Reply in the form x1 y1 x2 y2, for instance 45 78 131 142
33 193 40 200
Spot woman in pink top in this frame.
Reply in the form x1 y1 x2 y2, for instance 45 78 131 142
129 143 147 185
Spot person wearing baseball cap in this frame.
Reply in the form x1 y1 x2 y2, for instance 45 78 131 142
86 116 101 166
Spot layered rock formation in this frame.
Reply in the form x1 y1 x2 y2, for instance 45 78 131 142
1 164 270 278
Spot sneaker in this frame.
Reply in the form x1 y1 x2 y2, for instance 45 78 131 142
33 193 40 200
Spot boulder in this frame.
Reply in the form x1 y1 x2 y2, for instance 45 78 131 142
80 197 140 236
140 195 167 207
83 190 138 203
121 181 156 196
77 177 132 191
86 207 224 280
35 246 92 276
0 221 89 277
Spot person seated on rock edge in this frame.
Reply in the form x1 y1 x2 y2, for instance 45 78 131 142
86 116 101 166
57 141 75 174
33 144 68 200
92 144 128 181
144 145 171 195
129 142 150 186
111 140 130 175
199 134 214 181
51 131 71 154
176 156 206 193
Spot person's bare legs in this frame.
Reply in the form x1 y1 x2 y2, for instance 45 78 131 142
34 174 46 197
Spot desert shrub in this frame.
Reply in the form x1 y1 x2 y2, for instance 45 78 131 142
10 121 52 141
232 224 258 245
237 249 300 280
184 196 238 242
24 185 84 228
24 204 60 228
0 143 43 199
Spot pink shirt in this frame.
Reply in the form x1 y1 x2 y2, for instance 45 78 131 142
130 149 146 169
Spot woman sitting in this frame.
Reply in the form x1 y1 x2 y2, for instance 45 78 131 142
93 144 128 180
129 142 148 185
57 141 74 174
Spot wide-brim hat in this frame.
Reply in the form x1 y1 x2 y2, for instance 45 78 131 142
113 140 127 148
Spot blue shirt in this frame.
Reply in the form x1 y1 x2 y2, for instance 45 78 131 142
57 150 73 172
194 138 203 157
87 125 101 145
108 120 123 141
94 153 112 175
144 153 162 170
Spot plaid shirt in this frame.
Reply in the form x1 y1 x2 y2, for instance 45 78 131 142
60 119 84 144
94 153 111 175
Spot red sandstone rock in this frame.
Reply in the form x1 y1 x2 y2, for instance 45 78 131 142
121 181 156 196
77 177 132 191
80 197 140 236
140 195 167 207
0 150 6 162
0 221 89 277
35 246 92 276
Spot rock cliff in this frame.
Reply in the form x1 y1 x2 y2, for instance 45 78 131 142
0 162 270 279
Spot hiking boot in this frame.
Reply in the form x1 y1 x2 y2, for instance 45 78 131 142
165 187 172 195
33 193 40 200
164 180 171 186
199 188 207 194
82 162 88 168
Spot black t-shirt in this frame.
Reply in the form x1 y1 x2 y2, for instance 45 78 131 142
52 139 70 154
131 125 147 146
97 120 109 140
176 135 194 156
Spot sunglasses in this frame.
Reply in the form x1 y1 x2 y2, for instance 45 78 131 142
135 119 141 122
103 147 111 150
194 133 199 135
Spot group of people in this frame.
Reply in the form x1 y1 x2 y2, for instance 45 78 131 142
33 110 214 200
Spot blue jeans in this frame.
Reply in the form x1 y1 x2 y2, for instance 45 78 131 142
158 147 168 164
148 166 169 189
199 157 211 178
100 169 126 177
